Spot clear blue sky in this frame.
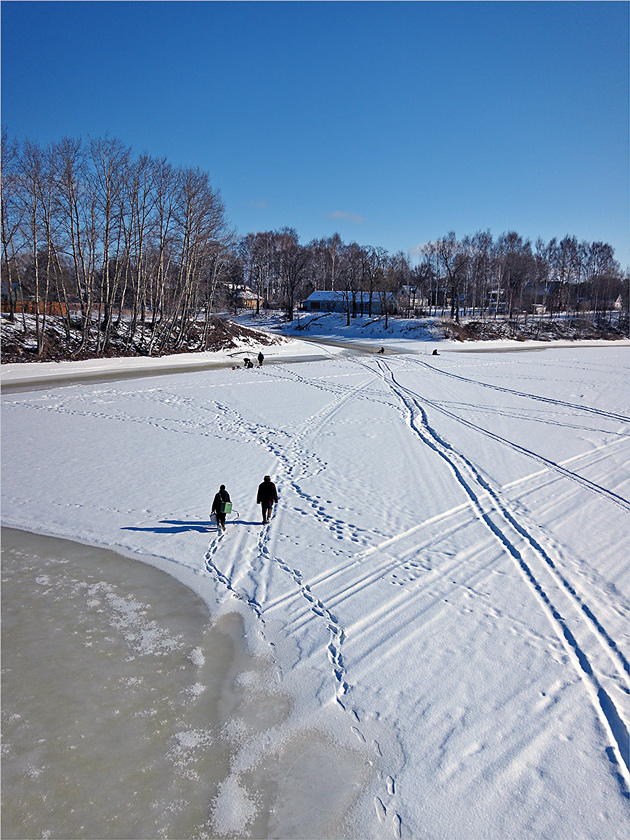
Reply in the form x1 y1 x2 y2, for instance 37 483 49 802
2 1 628 267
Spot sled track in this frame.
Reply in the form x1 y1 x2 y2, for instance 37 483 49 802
369 358 630 514
367 356 630 790
422 396 630 513
415 357 630 425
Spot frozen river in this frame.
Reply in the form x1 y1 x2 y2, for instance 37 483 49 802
1 527 367 840
2 333 630 839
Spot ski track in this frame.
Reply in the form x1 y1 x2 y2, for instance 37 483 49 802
382 357 630 513
435 397 630 438
420 400 630 513
363 355 630 789
501 436 630 495
414 356 630 425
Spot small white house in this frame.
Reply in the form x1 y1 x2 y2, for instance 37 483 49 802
236 287 263 310
398 285 428 312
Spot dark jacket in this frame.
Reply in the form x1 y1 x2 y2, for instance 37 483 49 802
257 479 278 506
211 488 231 513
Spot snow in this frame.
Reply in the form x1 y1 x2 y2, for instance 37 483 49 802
2 321 630 839
0 327 328 386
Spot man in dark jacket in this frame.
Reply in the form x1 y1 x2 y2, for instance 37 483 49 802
256 475 278 524
211 484 231 532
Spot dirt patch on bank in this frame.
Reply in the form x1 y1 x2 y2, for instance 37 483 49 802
1 314 282 364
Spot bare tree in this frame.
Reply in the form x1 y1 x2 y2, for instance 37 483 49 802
276 228 309 319
1 130 24 322
89 136 130 350
437 232 467 323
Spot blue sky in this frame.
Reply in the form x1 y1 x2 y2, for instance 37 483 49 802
2 1 628 266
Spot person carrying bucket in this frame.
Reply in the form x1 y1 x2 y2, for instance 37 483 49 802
211 484 232 532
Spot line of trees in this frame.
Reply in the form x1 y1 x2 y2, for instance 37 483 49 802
419 229 626 324
2 132 233 355
233 227 627 326
2 132 628 357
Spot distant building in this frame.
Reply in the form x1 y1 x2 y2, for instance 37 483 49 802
398 285 428 313
487 290 507 315
236 288 263 310
0 297 68 317
302 290 394 315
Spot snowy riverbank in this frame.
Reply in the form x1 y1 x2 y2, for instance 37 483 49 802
2 327 630 838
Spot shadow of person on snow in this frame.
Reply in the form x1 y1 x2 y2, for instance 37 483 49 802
122 518 261 535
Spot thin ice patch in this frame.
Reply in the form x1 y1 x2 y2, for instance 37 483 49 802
77 581 183 656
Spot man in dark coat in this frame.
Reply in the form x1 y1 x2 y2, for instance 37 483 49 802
256 475 278 524
258 351 264 367
211 484 231 532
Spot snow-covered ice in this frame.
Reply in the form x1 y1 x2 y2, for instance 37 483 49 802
2 324 630 839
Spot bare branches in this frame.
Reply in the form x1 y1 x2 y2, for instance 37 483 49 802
2 134 233 356
2 130 626 356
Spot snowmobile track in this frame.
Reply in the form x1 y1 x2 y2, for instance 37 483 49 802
367 356 630 789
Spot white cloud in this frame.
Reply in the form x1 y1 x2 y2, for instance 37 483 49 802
408 241 438 257
327 210 365 224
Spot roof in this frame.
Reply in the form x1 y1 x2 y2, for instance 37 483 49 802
303 290 347 301
304 290 394 301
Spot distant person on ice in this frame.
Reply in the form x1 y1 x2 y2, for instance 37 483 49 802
257 475 278 524
211 484 231 532
258 351 264 367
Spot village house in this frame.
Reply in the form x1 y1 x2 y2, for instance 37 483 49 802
398 285 429 315
236 287 263 310
302 290 395 315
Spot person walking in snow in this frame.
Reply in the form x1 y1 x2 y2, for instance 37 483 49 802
258 351 264 367
211 484 231 532
256 475 278 524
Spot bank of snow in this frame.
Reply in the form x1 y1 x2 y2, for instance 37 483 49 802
0 331 346 388
2 332 630 839
240 310 630 354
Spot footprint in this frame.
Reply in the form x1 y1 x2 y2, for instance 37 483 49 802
374 797 387 823
351 726 366 743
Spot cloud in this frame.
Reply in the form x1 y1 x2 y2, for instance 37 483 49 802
408 241 438 256
327 210 365 224
250 199 270 210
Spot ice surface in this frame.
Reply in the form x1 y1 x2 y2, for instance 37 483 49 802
2 325 630 839
1 529 370 839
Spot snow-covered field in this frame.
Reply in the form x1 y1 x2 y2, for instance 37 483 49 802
2 325 630 839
